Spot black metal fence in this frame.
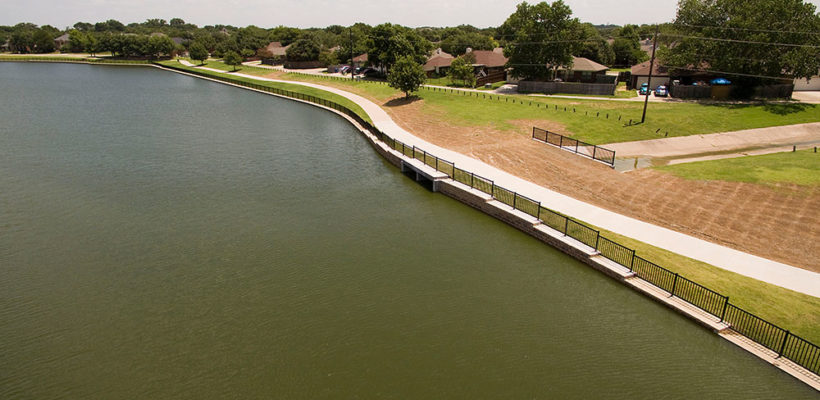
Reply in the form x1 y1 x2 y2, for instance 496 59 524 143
157 62 820 377
532 127 616 167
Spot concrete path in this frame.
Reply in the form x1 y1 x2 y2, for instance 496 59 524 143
174 60 820 297
606 122 820 159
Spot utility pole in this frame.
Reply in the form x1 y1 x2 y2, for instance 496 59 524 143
641 26 659 124
350 27 354 80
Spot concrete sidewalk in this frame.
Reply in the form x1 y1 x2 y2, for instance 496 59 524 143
606 122 820 159
175 60 820 297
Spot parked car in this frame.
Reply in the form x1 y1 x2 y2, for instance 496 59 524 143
339 66 350 74
655 85 668 97
639 83 650 95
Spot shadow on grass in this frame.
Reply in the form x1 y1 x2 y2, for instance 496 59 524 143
384 96 422 107
693 100 815 115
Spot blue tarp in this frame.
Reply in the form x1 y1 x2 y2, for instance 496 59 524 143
711 78 732 85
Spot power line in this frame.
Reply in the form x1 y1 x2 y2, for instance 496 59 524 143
675 23 820 36
660 65 793 80
659 33 820 48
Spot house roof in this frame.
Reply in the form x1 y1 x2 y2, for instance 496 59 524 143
557 56 609 72
423 54 454 71
468 50 507 68
54 33 70 42
631 60 670 77
353 53 368 62
263 41 290 56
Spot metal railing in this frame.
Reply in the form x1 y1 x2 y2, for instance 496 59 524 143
532 127 616 167
157 61 820 377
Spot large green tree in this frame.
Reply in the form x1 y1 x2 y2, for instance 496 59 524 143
498 1 585 80
285 38 321 61
223 50 243 71
189 42 209 64
612 25 647 67
440 32 496 56
387 56 426 97
367 23 432 74
664 0 820 83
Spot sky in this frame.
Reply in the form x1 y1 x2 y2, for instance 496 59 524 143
5 0 820 29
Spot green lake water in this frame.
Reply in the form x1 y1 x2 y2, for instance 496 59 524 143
0 62 815 399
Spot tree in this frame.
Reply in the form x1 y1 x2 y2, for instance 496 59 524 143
577 23 614 66
223 50 242 71
664 0 820 84
31 28 55 53
319 49 339 66
368 23 432 74
170 18 186 27
146 34 175 58
285 38 320 61
387 56 426 97
68 30 87 52
612 25 647 67
440 32 496 56
449 55 476 87
498 1 585 80
189 42 208 64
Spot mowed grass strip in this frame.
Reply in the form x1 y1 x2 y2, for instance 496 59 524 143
254 65 820 145
656 149 820 187
157 60 372 123
596 227 820 344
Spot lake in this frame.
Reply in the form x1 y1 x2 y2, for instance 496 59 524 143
0 62 815 399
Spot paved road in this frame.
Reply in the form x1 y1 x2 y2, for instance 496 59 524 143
606 122 820 159
176 60 820 297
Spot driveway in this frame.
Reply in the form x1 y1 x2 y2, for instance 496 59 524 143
793 91 820 104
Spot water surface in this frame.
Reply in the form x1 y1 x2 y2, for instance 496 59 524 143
0 62 815 399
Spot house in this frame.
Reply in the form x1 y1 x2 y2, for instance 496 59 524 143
423 49 454 76
629 60 671 89
260 41 290 65
555 57 610 83
54 33 70 50
467 49 508 75
1 39 10 52
352 53 368 68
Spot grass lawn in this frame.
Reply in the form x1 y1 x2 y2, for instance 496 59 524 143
195 60 820 145
656 149 820 187
597 226 820 344
157 60 372 123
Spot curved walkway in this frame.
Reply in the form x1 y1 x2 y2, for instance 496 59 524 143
178 60 820 297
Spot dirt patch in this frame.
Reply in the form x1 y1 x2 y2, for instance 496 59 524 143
382 98 820 273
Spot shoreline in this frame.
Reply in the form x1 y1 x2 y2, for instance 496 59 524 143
3 59 818 389
151 63 820 389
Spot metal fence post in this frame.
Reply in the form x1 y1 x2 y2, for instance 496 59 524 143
537 202 541 220
670 273 679 297
470 173 474 188
720 297 729 322
777 331 790 358
629 250 635 271
559 135 563 148
592 146 598 161
594 233 600 250
563 218 569 235
513 193 517 210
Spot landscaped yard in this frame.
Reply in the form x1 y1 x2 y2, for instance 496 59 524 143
249 61 820 144
656 149 820 187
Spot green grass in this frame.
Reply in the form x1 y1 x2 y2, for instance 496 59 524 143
656 149 820 187
157 60 372 123
596 226 820 344
477 81 508 91
0 55 153 65
184 60 820 145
